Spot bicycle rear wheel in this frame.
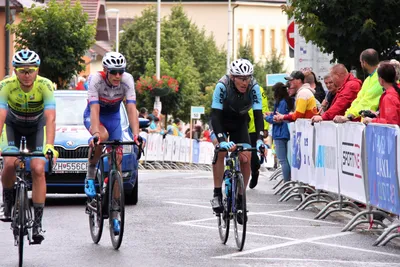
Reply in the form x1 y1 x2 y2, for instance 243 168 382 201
233 173 247 251
88 172 104 244
17 184 26 267
109 170 125 250
218 197 230 244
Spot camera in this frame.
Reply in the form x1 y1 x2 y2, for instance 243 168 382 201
359 110 377 118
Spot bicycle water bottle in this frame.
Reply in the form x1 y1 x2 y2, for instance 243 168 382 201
102 177 109 194
224 171 231 197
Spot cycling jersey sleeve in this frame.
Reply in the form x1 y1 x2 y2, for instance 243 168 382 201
211 82 227 110
87 73 100 105
251 84 263 111
211 83 227 142
0 80 9 110
41 79 56 110
122 73 137 105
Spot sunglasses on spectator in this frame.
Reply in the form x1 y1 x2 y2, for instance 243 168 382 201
15 67 38 75
108 69 125 75
234 76 252 82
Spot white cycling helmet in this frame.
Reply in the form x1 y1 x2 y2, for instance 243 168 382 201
230 58 254 76
102 52 126 69
12 49 41 67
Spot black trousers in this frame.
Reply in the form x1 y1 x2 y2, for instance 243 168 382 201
249 132 260 175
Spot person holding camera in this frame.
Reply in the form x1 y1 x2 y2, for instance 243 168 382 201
362 62 400 126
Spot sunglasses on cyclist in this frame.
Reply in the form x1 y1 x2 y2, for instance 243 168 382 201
108 69 125 75
234 76 252 82
15 67 38 75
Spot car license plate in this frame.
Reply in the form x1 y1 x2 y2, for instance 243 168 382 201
53 162 88 173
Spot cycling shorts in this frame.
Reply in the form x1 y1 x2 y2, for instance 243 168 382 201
210 119 250 145
0 117 46 153
83 110 122 141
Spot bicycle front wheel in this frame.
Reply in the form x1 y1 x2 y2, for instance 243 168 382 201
17 184 26 267
233 173 247 251
88 172 104 244
109 170 125 250
218 197 230 244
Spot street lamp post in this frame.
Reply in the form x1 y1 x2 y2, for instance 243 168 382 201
106 8 120 52
155 0 162 114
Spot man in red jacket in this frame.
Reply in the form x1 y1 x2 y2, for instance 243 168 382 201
312 64 362 123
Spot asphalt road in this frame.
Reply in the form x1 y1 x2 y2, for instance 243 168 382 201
1 170 400 267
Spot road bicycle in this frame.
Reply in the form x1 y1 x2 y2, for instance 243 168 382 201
1 136 53 267
212 143 260 251
86 138 142 250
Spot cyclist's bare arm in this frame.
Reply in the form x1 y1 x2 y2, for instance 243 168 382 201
90 104 101 136
126 103 139 136
44 109 56 145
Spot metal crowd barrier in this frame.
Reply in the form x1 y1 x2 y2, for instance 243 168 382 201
272 119 400 246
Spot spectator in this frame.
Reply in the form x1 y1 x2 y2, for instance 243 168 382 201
274 71 318 122
363 62 400 126
148 115 162 133
312 64 362 123
167 118 183 136
186 125 203 140
390 59 400 81
334 48 382 123
304 71 326 103
152 108 160 119
83 75 89 90
265 82 294 182
320 74 338 112
76 76 86 90
139 107 148 118
202 124 212 142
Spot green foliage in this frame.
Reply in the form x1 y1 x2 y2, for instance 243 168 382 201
120 4 226 122
283 0 400 72
8 0 96 88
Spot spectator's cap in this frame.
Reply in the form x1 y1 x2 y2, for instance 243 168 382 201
285 71 305 82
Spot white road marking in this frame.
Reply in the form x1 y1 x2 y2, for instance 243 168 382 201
255 212 341 225
214 232 354 258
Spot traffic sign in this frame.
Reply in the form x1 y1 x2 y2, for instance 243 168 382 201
286 21 295 50
191 106 205 119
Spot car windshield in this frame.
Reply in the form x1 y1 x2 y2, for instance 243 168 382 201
55 94 128 127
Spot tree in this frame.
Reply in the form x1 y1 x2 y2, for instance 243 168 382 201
8 0 96 88
237 43 286 108
120 5 226 122
283 0 400 72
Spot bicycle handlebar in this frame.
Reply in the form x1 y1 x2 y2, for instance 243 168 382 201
1 150 54 174
212 144 258 165
90 137 144 160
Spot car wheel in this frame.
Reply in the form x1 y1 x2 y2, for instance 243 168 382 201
125 177 138 205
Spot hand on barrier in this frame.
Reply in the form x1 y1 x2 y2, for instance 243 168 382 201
219 141 235 150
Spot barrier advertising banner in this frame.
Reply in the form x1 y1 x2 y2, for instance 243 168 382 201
192 140 200 164
337 123 366 203
314 122 338 192
291 119 315 185
366 125 400 214
164 135 173 162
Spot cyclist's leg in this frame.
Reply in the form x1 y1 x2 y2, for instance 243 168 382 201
28 121 48 243
229 125 251 190
210 130 227 213
248 132 260 189
0 124 18 221
84 110 109 198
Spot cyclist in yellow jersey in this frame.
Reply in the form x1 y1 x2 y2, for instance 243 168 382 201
0 49 58 244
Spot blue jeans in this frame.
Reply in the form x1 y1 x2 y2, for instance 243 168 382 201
275 139 291 182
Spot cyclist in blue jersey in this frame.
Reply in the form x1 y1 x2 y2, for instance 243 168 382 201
210 59 265 224
83 52 140 233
